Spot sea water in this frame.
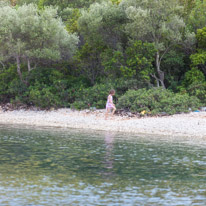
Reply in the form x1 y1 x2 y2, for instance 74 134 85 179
0 125 205 205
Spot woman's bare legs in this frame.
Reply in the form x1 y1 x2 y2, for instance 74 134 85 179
105 108 111 120
105 107 116 119
112 107 116 116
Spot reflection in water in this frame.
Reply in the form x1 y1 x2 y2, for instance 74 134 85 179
0 125 206 205
102 131 115 178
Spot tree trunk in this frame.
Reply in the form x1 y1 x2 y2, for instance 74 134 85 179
0 61 5 70
27 58 31 72
16 56 23 82
151 74 160 87
156 51 166 89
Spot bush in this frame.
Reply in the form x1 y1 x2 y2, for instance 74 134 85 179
118 88 201 115
7 68 67 108
71 82 114 110
0 65 18 102
179 68 206 105
114 78 149 96
70 78 147 110
187 82 206 105
28 85 61 109
1 65 203 111
181 68 205 87
71 101 86 110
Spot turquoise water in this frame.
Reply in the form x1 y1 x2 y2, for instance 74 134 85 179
0 124 205 205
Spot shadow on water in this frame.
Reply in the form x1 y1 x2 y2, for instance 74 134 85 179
0 124 206 205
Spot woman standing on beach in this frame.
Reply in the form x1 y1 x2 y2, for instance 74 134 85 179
105 89 116 119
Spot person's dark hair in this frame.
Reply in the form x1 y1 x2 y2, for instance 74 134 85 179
109 89 115 95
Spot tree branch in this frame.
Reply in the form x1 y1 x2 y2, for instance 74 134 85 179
159 44 173 65
0 61 5 70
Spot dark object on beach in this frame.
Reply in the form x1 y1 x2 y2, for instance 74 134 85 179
158 112 168 116
1 103 30 112
116 109 140 118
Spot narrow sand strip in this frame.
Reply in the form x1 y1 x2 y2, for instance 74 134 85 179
0 109 205 138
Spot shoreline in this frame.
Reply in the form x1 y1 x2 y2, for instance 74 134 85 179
0 108 206 138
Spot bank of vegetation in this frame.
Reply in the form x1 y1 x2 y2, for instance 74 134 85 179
0 0 205 115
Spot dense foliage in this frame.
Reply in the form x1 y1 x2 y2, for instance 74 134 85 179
118 88 200 115
0 0 205 114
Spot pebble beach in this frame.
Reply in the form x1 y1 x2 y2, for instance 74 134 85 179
0 108 206 138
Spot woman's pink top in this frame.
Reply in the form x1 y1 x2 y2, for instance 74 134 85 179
106 95 114 108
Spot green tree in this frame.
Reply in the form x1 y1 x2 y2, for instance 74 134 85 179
187 0 206 32
16 0 39 6
180 67 206 104
182 67 205 87
75 1 127 84
179 0 196 19
190 27 206 76
60 8 81 34
0 0 10 6
160 49 186 90
0 4 79 82
16 0 102 9
73 42 105 85
101 41 156 84
78 1 127 49
121 0 188 88
122 41 156 81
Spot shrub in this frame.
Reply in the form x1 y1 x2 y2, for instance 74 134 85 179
182 68 205 87
71 82 114 110
114 78 149 96
118 88 201 115
179 68 206 105
0 65 18 102
28 85 61 109
187 82 206 105
71 101 86 110
70 78 147 110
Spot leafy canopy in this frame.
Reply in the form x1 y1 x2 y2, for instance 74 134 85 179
0 4 79 71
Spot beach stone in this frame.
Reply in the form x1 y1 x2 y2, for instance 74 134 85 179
97 109 105 113
127 112 132 117
159 112 168 116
